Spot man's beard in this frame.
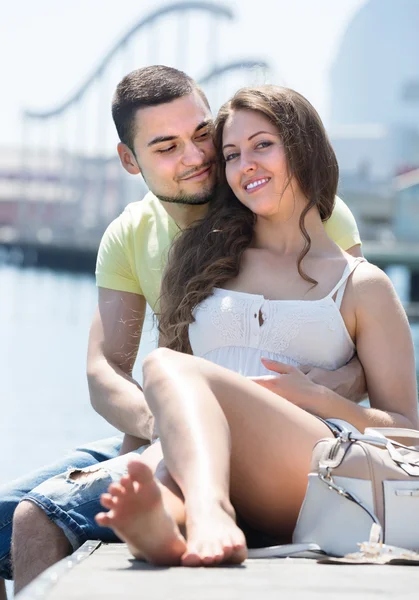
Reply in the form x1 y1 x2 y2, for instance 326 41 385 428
155 187 215 206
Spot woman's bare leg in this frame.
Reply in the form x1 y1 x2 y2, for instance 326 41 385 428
142 349 333 562
142 350 247 566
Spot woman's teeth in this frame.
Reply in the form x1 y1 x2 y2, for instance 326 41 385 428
245 178 269 191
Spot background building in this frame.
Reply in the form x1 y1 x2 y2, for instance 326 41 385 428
329 0 419 241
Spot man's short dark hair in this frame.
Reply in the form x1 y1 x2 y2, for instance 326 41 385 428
112 65 210 152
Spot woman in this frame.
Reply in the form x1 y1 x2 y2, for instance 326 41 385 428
96 85 418 567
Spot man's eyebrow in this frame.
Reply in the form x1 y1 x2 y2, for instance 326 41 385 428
195 119 212 132
147 135 177 148
223 130 275 150
147 120 212 148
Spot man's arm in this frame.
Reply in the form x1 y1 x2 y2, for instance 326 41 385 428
87 287 154 444
303 354 367 403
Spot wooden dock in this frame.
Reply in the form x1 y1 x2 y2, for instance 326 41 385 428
17 542 419 599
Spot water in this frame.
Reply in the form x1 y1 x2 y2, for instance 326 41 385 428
1 265 418 487
0 265 157 486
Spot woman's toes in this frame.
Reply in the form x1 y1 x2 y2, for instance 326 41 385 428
99 493 114 509
231 545 248 564
120 475 134 492
221 540 234 561
181 546 201 567
127 458 154 483
108 483 125 497
96 511 112 527
201 544 224 565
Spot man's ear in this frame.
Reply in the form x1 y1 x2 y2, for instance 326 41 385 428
117 142 141 175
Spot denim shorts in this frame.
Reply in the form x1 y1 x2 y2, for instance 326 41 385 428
0 436 123 580
22 444 150 557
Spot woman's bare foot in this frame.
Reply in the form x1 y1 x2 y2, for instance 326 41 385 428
95 457 186 565
182 502 248 566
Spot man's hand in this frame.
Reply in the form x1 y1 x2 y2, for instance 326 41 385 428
300 355 367 403
119 434 151 455
249 358 321 410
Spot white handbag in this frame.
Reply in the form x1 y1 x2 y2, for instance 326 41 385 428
293 427 419 556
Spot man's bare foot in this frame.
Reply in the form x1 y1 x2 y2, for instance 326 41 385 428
182 502 248 567
95 457 186 565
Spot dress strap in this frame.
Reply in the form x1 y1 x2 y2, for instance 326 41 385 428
328 257 366 309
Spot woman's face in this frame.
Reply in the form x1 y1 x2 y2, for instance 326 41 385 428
222 109 295 217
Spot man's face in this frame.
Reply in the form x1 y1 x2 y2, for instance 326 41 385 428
129 91 217 204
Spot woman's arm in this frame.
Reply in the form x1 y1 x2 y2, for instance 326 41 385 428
349 262 418 428
256 262 418 432
304 263 418 430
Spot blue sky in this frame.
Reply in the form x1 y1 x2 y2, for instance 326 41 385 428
0 0 366 148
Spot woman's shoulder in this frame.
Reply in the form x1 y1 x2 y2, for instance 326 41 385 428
351 259 389 286
350 260 401 311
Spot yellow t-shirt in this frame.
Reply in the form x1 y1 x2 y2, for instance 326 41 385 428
96 193 361 311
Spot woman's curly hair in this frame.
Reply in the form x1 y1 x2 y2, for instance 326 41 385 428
158 85 339 353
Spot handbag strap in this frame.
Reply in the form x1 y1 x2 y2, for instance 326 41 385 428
365 427 419 441
318 471 383 542
316 427 419 550
317 427 419 545
320 430 419 475
348 431 419 470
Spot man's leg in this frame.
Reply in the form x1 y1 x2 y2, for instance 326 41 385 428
0 435 121 596
12 503 71 594
12 444 148 595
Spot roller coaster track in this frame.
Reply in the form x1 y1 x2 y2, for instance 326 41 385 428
11 1 272 250
24 1 235 119
198 60 269 86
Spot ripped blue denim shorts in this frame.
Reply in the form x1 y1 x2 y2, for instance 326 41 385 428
0 435 125 579
22 444 150 555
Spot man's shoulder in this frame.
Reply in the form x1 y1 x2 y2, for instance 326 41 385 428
333 195 350 213
105 192 166 241
121 191 163 224
324 196 361 251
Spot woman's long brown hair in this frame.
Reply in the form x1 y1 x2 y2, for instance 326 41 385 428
158 85 339 353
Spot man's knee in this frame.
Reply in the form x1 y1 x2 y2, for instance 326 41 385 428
12 501 72 594
13 500 70 554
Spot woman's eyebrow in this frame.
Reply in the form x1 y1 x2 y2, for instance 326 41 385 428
248 130 273 141
223 130 274 150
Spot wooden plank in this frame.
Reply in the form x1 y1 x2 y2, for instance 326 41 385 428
17 542 419 600
16 541 101 600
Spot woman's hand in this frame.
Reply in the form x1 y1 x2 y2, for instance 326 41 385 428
249 358 322 410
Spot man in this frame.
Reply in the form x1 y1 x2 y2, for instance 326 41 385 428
3 65 365 596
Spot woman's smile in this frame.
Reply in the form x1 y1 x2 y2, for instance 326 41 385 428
243 177 271 193
222 109 292 215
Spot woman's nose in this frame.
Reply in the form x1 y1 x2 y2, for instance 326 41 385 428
240 154 257 172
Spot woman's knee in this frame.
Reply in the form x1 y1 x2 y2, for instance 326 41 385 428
142 348 196 388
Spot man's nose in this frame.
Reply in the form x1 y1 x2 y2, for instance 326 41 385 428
182 142 205 166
